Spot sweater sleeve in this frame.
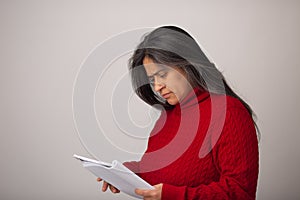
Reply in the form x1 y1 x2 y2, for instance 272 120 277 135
123 161 140 174
162 106 259 200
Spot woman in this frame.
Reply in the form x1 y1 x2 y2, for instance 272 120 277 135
98 25 259 200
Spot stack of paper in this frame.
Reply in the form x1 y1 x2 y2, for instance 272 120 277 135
73 154 154 199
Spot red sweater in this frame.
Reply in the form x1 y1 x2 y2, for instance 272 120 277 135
125 89 259 200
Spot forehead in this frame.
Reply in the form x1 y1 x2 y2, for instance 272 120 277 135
143 56 166 76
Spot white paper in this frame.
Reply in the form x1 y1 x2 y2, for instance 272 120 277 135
74 154 154 199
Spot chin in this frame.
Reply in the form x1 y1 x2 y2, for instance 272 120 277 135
167 98 179 105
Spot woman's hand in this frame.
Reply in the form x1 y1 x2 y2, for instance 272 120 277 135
96 177 120 193
135 183 163 200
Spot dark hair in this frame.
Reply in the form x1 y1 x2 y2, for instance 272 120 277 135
128 25 260 137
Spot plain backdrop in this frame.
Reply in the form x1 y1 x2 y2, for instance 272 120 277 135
0 0 299 199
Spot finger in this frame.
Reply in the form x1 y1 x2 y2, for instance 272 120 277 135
109 185 120 193
136 188 161 199
96 177 102 182
102 181 109 192
135 188 142 196
135 188 149 196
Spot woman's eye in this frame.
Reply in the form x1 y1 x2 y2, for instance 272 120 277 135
158 72 167 78
148 77 155 84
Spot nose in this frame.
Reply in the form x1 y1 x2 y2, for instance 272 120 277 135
153 80 165 92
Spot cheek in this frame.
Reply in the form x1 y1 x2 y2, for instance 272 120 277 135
166 73 191 101
167 73 189 91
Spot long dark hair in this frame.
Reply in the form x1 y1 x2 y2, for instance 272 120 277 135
128 25 260 136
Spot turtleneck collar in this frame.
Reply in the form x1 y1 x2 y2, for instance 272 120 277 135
175 87 210 111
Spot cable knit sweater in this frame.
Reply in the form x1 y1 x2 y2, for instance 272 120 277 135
124 88 259 200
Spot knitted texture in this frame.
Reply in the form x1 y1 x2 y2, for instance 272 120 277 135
124 89 259 200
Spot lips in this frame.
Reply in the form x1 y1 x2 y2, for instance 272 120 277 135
162 92 171 99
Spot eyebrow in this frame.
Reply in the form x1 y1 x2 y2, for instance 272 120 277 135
147 69 166 78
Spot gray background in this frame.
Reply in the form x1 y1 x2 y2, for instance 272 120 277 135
1 0 299 199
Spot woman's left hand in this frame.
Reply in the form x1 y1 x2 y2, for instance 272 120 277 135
135 183 163 200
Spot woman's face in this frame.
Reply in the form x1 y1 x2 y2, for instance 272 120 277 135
143 56 192 105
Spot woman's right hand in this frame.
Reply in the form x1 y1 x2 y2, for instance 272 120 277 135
96 178 120 193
